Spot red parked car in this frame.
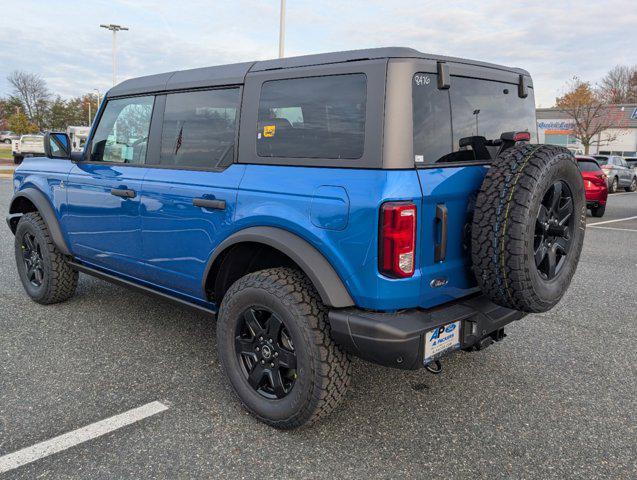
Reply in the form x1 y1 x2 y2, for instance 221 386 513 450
576 156 608 217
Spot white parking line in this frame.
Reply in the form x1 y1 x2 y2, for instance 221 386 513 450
0 401 169 474
610 191 637 196
588 215 637 226
587 226 637 233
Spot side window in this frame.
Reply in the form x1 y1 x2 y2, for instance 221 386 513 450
412 73 452 164
256 74 366 160
90 96 154 164
160 88 240 169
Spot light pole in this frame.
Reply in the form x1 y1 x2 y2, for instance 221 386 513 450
100 24 129 86
473 109 480 135
278 0 286 58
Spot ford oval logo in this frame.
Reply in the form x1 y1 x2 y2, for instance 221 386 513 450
430 277 448 288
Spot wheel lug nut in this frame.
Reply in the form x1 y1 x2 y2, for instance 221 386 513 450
259 336 263 341
261 360 265 365
274 352 278 357
256 347 260 352
270 363 275 367
268 339 273 344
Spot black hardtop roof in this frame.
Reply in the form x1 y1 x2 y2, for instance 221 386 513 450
107 46 530 98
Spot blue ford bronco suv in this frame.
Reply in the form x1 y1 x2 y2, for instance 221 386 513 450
7 48 585 429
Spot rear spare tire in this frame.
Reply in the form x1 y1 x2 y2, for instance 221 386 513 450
471 144 586 313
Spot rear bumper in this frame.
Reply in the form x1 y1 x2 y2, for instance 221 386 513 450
328 295 526 370
585 189 607 206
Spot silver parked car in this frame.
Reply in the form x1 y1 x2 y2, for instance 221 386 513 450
592 155 637 193
0 130 19 144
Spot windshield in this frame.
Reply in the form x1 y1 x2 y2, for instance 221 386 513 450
413 75 536 164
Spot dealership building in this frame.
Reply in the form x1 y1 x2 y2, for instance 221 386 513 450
536 104 637 157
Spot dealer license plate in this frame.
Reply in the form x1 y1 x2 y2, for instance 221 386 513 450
424 321 461 365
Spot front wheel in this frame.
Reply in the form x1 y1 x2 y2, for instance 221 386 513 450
609 177 618 193
217 268 351 429
14 212 78 304
3 138 11 144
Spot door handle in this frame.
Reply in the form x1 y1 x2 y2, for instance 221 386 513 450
111 188 136 199
434 204 448 263
193 198 226 210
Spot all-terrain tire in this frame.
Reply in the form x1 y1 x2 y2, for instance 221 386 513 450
591 205 605 217
14 212 78 304
471 144 586 313
217 267 351 429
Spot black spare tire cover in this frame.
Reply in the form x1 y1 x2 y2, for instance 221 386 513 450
471 144 586 313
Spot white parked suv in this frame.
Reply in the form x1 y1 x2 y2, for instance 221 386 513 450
12 134 45 165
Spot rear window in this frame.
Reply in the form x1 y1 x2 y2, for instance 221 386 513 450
257 74 366 160
413 75 536 165
577 159 600 172
592 155 609 164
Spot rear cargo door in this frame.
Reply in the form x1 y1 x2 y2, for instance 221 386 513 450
413 72 537 307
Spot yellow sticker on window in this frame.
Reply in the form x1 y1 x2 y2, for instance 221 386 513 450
263 125 276 137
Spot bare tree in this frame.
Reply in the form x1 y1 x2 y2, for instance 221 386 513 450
555 77 628 154
7 70 50 129
598 65 637 104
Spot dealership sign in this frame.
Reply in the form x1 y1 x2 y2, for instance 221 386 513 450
537 120 575 135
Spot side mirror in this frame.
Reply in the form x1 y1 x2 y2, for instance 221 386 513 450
43 132 71 159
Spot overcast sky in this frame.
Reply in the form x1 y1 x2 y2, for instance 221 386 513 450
1 0 635 107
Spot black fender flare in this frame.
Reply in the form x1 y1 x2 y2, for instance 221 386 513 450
8 187 72 256
203 226 355 308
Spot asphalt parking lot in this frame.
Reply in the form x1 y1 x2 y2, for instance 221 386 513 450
0 179 635 480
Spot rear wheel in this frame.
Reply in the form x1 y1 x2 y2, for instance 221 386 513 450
3 138 11 144
591 204 605 217
609 177 618 193
14 212 78 304
217 268 351 429
625 177 637 192
471 144 586 313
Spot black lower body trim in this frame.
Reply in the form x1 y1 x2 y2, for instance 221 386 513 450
68 260 217 315
328 295 525 370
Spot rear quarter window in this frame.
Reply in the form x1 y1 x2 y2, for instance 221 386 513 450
256 74 366 160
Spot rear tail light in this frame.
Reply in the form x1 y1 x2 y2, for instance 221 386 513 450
513 131 531 142
601 164 610 170
379 202 417 278
591 175 607 187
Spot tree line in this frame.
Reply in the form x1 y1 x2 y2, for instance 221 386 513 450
0 71 100 135
555 65 636 154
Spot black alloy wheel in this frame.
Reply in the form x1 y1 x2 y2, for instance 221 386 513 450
21 231 45 288
235 307 297 399
534 180 574 280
